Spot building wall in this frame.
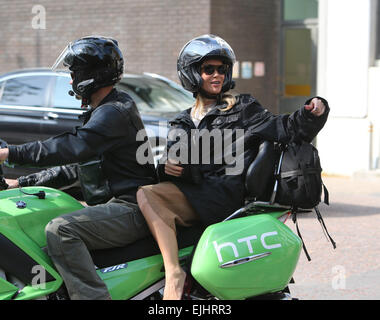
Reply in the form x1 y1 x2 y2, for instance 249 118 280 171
0 0 210 81
368 66 380 170
0 0 280 113
316 0 379 175
210 0 281 113
5 1 377 175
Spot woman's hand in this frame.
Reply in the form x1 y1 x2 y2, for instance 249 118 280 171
304 98 326 117
5 179 19 189
0 148 9 164
164 159 184 177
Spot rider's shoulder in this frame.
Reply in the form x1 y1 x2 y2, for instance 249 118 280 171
235 94 260 106
235 94 265 113
170 108 192 123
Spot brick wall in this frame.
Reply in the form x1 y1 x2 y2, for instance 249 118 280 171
210 0 280 113
0 0 280 111
0 0 210 81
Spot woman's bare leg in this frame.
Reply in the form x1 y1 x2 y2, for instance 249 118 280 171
137 189 186 300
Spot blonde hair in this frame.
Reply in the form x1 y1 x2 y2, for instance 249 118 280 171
193 92 236 114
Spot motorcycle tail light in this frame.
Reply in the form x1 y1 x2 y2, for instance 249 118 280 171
278 211 291 224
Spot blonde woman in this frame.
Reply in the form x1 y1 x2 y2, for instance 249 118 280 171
136 34 329 300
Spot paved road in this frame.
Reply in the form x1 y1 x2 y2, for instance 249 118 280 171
287 175 380 300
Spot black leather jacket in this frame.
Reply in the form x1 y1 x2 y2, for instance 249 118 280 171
157 94 329 226
9 88 157 204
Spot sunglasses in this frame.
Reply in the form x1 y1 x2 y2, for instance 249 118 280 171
201 64 228 76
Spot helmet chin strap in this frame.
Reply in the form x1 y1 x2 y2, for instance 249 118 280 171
195 88 223 104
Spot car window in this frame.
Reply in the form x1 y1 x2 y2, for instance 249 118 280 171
118 87 152 111
53 75 82 109
0 75 51 107
0 80 4 101
116 77 194 113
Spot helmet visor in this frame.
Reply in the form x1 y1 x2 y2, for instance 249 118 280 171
51 45 71 71
52 42 90 71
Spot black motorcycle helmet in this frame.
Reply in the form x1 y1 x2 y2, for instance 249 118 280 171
177 34 236 98
52 36 124 107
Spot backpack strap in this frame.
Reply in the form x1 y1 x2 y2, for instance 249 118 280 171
314 206 336 249
280 168 321 179
292 210 312 261
322 181 329 205
297 143 321 204
280 169 302 179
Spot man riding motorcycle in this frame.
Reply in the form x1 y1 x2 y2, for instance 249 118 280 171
0 36 157 300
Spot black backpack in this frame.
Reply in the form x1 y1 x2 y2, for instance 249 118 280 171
274 141 327 209
273 141 336 260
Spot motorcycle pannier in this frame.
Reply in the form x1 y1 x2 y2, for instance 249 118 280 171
191 214 302 300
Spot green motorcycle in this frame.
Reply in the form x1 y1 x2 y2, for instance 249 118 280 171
0 142 302 300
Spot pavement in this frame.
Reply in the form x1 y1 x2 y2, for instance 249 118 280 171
287 175 380 300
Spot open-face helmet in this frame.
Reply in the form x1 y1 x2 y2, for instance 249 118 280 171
177 34 236 98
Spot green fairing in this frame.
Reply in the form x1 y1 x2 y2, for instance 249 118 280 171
0 277 18 300
191 213 302 300
99 247 193 300
0 187 84 247
0 187 190 300
0 187 301 300
0 187 84 299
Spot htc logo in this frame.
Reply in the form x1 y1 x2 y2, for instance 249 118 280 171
213 231 282 263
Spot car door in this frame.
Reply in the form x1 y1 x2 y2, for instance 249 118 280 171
0 73 53 145
39 74 84 141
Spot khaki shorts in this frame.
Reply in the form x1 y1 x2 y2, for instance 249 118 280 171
138 181 199 233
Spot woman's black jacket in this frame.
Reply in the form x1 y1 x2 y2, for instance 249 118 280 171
157 94 329 226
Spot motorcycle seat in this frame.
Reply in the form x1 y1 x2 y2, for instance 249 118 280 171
90 223 205 269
